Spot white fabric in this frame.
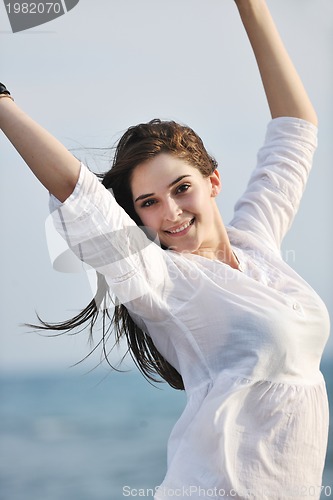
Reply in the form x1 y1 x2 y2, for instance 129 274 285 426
50 117 330 499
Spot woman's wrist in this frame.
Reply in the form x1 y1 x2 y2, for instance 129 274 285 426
0 82 14 103
234 0 266 16
0 94 14 102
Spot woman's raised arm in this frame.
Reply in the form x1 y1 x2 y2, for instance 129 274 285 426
0 86 80 202
234 0 318 125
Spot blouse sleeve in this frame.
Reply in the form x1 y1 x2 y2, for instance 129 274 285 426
49 164 193 322
229 117 318 252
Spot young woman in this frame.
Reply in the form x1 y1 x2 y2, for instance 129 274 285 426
0 0 330 498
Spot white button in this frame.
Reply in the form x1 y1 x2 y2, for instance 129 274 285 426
293 303 299 311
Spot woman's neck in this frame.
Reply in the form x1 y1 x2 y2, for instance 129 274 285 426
192 207 240 270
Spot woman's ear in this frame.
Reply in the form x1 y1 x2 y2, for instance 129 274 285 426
209 169 222 197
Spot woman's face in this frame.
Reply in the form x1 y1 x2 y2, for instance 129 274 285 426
130 153 222 254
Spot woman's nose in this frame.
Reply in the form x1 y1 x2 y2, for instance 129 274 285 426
164 197 182 221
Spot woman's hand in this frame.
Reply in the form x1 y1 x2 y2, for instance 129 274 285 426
233 0 317 125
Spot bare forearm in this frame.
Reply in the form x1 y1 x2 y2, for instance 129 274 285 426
0 96 80 202
234 0 317 125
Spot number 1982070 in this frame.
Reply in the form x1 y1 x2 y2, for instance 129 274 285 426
6 3 62 14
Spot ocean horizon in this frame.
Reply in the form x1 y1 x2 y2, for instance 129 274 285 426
0 361 332 499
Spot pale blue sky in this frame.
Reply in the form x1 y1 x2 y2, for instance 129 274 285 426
1 0 332 372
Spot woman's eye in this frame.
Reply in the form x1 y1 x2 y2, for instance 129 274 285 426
176 183 190 194
141 199 156 208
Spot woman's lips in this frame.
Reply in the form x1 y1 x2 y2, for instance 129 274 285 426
164 218 195 236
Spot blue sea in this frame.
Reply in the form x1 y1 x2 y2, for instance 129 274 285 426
1 362 332 500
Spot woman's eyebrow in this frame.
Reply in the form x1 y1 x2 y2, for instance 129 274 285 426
134 175 192 203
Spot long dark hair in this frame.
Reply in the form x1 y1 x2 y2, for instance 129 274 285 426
34 119 218 391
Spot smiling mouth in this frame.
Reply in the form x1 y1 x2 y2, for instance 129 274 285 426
165 218 195 235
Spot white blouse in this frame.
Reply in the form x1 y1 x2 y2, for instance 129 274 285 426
50 117 330 499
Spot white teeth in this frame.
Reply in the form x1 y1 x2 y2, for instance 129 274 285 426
168 219 193 234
